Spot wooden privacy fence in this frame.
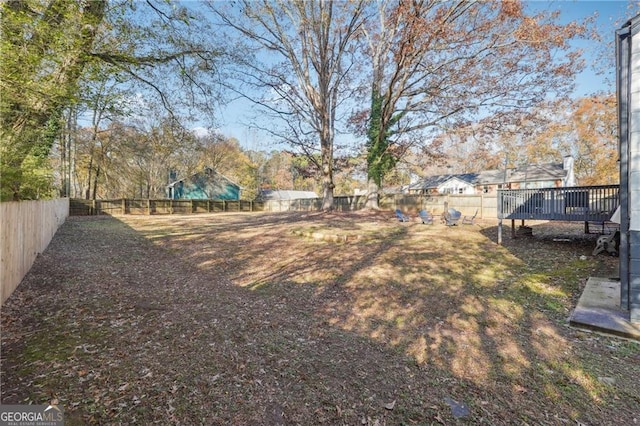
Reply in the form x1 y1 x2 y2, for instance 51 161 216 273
1 198 69 304
391 193 496 218
261 194 496 216
70 198 265 216
71 194 497 218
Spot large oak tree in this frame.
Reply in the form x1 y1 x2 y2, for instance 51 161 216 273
357 0 589 207
213 0 366 210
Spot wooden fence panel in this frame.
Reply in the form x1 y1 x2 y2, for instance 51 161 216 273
1 198 69 304
100 199 124 215
254 194 498 217
192 200 209 213
334 196 366 211
69 195 497 218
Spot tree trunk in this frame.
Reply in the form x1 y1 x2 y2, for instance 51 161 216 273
321 157 335 210
365 55 387 211
60 132 67 197
318 69 336 211
365 178 380 209
92 165 100 200
85 151 94 200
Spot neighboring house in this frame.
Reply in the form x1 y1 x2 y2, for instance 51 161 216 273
257 190 318 201
410 174 478 195
408 156 576 195
166 167 241 200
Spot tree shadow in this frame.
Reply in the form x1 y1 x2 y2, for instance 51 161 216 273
1 214 637 425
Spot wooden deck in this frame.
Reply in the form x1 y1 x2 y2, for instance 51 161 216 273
498 185 619 222
497 185 620 243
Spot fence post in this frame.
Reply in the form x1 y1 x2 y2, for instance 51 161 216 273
147 199 151 215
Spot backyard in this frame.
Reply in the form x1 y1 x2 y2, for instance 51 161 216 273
1 211 638 425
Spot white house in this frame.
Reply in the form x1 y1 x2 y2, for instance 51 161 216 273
437 176 476 194
408 157 576 195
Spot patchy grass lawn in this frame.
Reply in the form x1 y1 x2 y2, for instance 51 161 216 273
1 211 638 425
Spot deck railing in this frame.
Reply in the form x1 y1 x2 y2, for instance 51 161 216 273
498 185 620 222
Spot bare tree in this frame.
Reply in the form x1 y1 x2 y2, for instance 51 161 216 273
212 0 366 210
355 0 589 207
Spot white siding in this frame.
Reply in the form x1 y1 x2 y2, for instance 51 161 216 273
437 178 474 195
631 33 640 231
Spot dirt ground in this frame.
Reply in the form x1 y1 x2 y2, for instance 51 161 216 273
1 211 638 425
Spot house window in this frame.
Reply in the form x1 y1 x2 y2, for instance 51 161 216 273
458 188 464 194
483 185 489 193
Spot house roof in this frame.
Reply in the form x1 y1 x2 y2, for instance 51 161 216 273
258 190 318 200
408 173 478 191
409 162 567 190
408 173 477 191
166 167 241 189
507 162 565 183
439 175 478 187
474 169 507 185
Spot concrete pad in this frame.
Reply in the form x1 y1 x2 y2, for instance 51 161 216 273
570 277 640 341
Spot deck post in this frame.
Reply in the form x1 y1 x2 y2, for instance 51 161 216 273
511 219 516 238
498 219 503 245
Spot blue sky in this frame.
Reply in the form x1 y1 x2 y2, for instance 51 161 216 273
216 1 637 146
525 0 635 96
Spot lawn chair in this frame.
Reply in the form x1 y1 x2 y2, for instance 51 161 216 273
418 210 434 225
395 209 410 222
462 209 478 225
443 208 462 226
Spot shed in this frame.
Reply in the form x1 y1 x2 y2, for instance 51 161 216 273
257 190 318 201
166 168 241 200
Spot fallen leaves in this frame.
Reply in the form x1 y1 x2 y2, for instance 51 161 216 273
0 214 636 425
